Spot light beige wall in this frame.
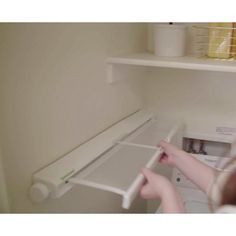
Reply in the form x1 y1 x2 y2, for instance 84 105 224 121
0 23 147 213
144 66 236 214
144 68 236 131
0 147 9 213
0 30 9 213
146 23 236 128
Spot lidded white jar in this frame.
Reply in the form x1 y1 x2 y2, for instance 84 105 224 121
154 23 187 57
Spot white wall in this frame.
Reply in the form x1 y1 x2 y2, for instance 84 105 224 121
144 68 236 134
0 23 147 213
3 23 234 214
144 68 236 213
144 24 236 211
146 23 236 134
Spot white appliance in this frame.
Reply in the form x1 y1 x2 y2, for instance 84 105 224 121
171 154 231 213
155 153 231 213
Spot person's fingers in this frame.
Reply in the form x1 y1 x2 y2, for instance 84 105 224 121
160 140 178 151
139 179 152 198
141 167 154 181
139 175 148 198
159 140 169 148
159 155 169 164
159 153 167 161
139 185 146 198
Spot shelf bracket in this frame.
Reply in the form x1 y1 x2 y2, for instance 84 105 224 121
107 63 126 84
107 63 114 84
106 62 149 84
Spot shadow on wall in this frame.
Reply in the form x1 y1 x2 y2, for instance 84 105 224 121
0 147 10 213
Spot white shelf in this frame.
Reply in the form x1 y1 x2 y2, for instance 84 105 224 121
107 53 236 83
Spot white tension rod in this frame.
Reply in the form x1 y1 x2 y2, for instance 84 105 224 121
116 141 158 150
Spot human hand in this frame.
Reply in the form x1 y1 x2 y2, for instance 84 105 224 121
140 167 173 200
158 140 184 166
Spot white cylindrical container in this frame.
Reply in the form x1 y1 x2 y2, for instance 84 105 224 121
154 23 187 57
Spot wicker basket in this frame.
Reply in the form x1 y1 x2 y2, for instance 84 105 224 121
193 23 236 60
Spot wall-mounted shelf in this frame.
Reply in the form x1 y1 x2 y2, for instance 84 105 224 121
107 53 236 83
29 110 184 209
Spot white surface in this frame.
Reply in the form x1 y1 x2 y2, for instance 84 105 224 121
3 23 236 214
71 145 159 209
145 68 236 150
153 24 187 57
172 154 231 190
70 117 183 209
216 205 236 213
31 110 153 194
184 200 210 213
29 183 50 203
73 146 156 192
107 53 236 73
31 110 183 209
171 154 232 213
0 23 147 213
156 186 210 213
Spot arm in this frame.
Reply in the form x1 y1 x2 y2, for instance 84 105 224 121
161 182 185 213
159 140 217 194
140 168 185 213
